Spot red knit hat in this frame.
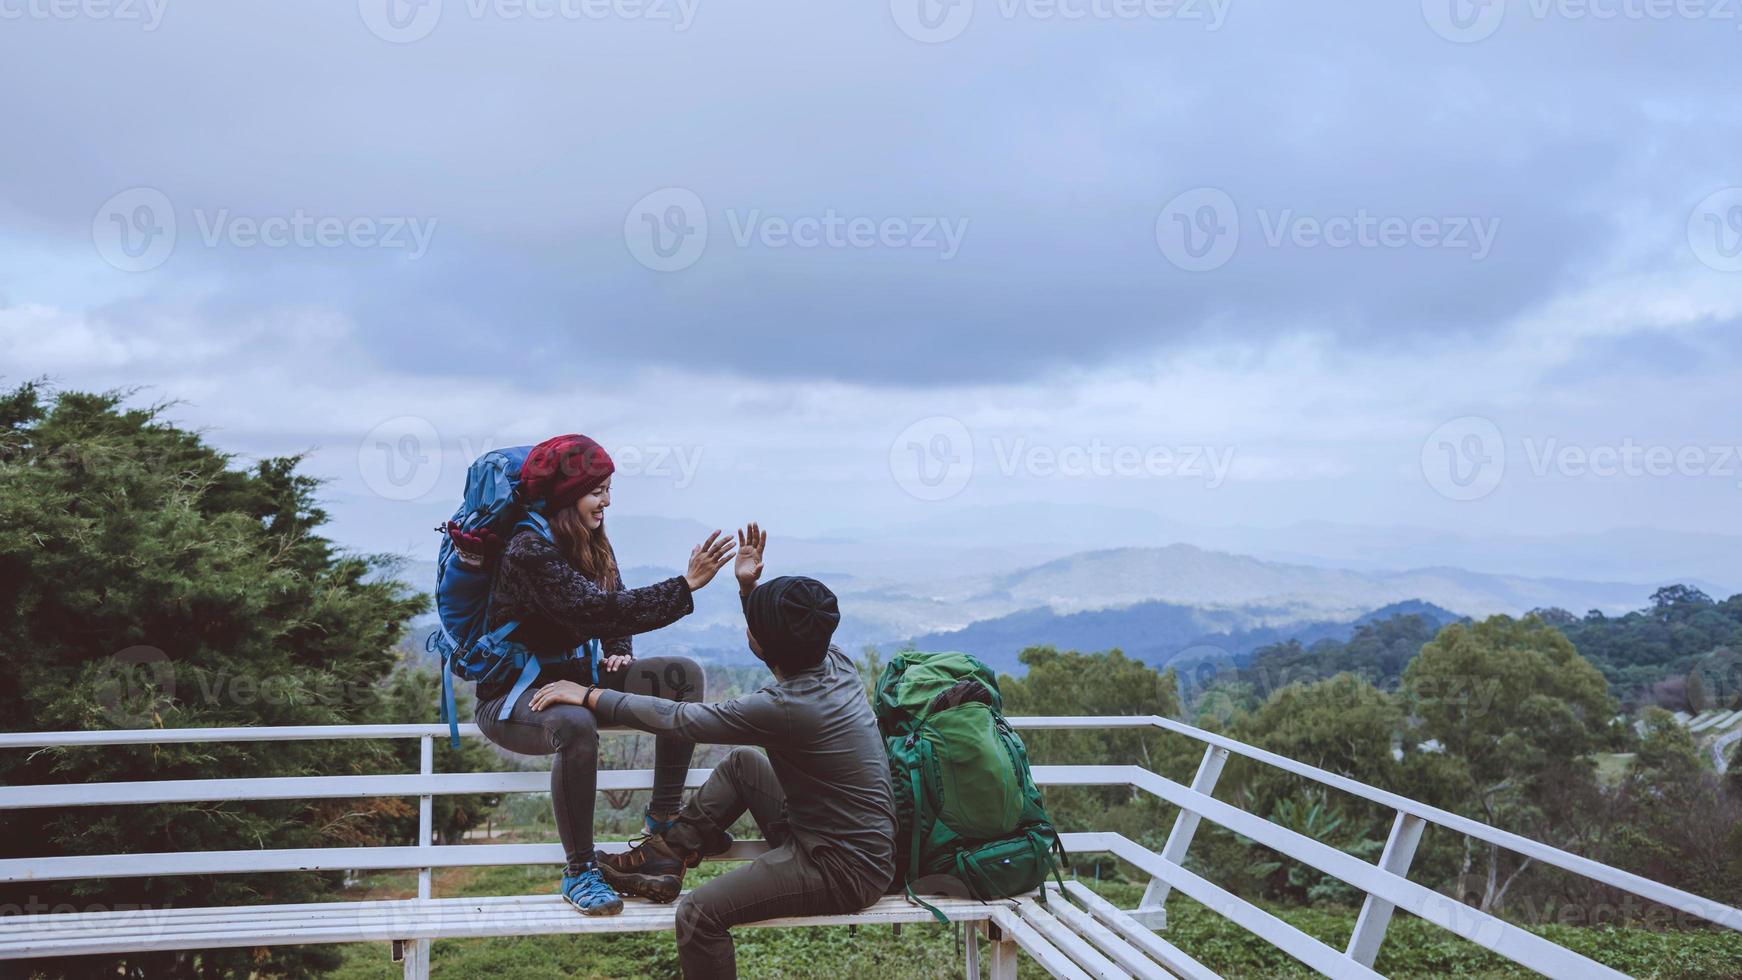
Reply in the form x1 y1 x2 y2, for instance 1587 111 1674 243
520 434 615 512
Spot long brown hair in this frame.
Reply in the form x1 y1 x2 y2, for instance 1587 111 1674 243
549 505 619 588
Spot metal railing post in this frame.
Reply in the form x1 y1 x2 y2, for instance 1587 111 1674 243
1345 810 1426 968
405 734 434 980
1133 745 1228 928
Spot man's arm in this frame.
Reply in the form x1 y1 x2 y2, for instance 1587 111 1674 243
584 686 788 746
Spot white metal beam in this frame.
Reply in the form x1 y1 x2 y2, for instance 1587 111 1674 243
1012 897 1127 979
0 839 774 883
988 908 1092 980
1345 811 1426 968
0 894 1003 960
1053 882 1219 980
1072 832 1381 980
1034 886 1170 979
1137 744 1228 925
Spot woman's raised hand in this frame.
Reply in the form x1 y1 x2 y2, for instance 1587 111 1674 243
683 530 736 592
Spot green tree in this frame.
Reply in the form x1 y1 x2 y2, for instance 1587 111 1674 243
856 644 883 702
1604 709 1742 905
1235 672 1403 792
0 384 431 978
999 646 1193 866
377 662 507 845
1189 674 1400 904
1401 615 1616 914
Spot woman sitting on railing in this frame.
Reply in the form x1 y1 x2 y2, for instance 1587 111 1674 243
462 434 735 916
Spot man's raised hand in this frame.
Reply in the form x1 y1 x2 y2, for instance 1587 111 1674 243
735 522 767 592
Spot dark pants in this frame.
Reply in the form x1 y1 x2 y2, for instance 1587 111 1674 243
476 655 703 876
667 747 868 980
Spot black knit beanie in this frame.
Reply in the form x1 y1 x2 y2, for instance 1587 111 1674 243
743 576 840 671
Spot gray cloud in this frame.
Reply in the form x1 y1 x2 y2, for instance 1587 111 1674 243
3 2 1738 385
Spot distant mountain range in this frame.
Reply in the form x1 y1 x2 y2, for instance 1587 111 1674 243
394 514 1720 675
822 504 1742 589
907 599 1462 677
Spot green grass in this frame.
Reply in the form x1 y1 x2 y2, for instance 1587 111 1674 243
320 866 1742 979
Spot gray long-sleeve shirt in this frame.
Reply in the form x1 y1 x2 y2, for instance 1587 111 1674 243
590 646 896 895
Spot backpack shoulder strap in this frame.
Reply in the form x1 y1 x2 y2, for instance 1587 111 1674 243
516 510 553 541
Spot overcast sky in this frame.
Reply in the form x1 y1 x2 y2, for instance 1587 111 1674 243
3 0 1741 565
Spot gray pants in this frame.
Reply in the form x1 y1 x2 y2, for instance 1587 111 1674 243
668 747 871 980
475 655 703 876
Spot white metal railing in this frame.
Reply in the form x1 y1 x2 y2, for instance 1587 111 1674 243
2 716 1739 980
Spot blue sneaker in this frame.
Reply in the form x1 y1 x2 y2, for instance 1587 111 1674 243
560 864 624 916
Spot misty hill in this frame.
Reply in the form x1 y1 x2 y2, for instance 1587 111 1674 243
833 504 1739 589
906 599 1462 676
943 545 1656 619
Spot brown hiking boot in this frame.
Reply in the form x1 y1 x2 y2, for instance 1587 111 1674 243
594 834 694 904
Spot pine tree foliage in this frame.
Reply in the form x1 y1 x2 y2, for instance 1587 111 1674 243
0 382 434 978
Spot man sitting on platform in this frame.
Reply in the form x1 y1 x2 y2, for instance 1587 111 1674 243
526 523 896 979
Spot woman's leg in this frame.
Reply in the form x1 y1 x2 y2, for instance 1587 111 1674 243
604 655 705 819
477 687 601 875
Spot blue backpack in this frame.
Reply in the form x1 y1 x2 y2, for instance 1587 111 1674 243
427 446 602 747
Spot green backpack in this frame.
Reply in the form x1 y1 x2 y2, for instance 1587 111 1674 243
874 651 1065 919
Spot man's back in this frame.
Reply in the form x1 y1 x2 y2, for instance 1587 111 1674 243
760 647 896 896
